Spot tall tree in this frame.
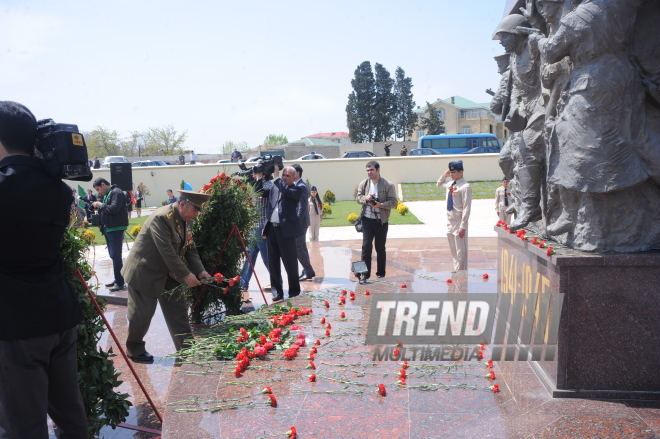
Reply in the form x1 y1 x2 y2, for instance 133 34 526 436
121 131 148 157
393 67 418 141
85 127 123 157
263 134 288 147
144 124 187 155
420 101 446 136
346 61 375 143
373 63 395 142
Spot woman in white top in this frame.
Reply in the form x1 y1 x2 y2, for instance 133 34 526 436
308 186 323 241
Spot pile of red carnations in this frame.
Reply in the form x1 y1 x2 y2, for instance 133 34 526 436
211 272 241 294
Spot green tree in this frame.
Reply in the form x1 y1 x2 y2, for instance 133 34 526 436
263 134 288 147
221 140 250 154
393 67 418 141
420 101 446 136
373 63 395 142
346 61 375 143
144 124 187 155
121 131 148 157
85 127 123 157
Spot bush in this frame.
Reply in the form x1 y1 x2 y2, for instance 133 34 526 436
130 225 142 237
397 203 409 216
81 229 96 243
188 173 258 323
323 190 336 204
322 203 332 216
347 213 359 224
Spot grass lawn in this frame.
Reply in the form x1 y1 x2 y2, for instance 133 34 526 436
84 214 150 246
321 200 422 227
400 180 501 201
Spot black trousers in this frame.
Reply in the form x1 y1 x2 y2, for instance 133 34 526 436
0 327 88 439
361 216 388 278
267 224 301 298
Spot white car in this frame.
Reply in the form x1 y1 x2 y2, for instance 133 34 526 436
103 156 128 168
298 154 327 160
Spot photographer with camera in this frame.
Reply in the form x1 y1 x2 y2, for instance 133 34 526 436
239 161 277 292
92 178 128 292
355 161 397 282
0 101 88 438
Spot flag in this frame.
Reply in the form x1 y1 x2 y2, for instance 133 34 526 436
183 181 193 191
77 185 86 209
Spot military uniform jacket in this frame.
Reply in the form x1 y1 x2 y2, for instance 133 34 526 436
122 202 205 296
437 176 472 235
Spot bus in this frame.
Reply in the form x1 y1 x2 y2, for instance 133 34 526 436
417 133 501 154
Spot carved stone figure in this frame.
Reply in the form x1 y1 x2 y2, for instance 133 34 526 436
493 0 660 252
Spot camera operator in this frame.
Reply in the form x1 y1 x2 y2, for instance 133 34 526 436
239 162 278 291
0 101 87 438
92 178 128 292
355 161 397 282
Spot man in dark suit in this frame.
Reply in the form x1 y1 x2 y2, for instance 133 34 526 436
0 101 88 438
291 164 315 281
263 165 304 301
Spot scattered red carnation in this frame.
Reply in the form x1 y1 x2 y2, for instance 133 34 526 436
378 384 386 397
308 361 316 370
546 247 555 256
308 374 316 382
340 312 346 319
287 427 297 439
490 384 500 393
262 386 273 394
324 301 330 308
488 371 496 380
268 394 278 407
365 290 371 295
482 274 489 279
446 279 453 284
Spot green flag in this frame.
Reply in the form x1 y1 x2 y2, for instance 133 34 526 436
78 185 86 209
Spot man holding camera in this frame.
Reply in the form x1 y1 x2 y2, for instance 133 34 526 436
0 101 88 438
356 161 397 282
122 190 212 363
92 178 128 292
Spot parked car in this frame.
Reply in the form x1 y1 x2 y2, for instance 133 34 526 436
409 149 441 156
340 151 377 158
103 156 128 168
297 154 327 160
462 146 501 154
131 160 168 167
217 159 232 163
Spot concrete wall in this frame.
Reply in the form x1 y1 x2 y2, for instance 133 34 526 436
75 154 501 206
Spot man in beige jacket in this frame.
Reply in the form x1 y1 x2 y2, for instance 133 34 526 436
437 160 472 271
356 161 398 281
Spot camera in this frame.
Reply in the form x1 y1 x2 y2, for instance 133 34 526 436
368 196 380 206
233 154 284 180
34 119 92 182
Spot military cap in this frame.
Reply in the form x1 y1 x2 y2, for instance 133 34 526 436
177 190 210 211
502 176 509 181
448 161 464 171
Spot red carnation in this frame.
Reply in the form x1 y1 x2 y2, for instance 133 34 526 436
320 317 326 324
308 352 315 360
538 240 547 248
341 290 347 295
401 361 408 369
446 279 453 284
490 384 500 393
488 371 496 380
378 384 386 397
340 312 346 318
307 361 316 370
546 247 555 256
315 340 321 346
400 283 407 288
325 329 330 336
531 237 538 245
397 378 407 386
324 301 330 308
268 394 277 407
393 348 399 356
365 290 371 295
310 347 317 354
482 274 489 279
487 360 494 368
287 427 297 439
399 369 407 378
262 386 273 394
308 374 316 382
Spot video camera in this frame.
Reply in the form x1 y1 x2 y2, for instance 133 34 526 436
233 154 284 180
34 119 92 182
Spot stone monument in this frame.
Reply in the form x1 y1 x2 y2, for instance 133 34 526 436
492 0 660 399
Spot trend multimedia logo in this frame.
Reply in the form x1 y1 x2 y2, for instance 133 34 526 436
365 293 564 362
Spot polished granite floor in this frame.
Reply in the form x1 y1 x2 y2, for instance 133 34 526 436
52 238 660 439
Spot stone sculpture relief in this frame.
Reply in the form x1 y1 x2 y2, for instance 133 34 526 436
492 0 660 252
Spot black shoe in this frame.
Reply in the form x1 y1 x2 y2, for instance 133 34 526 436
376 274 385 278
109 284 126 292
272 295 284 302
359 274 368 283
128 352 154 364
299 274 314 281
105 282 116 288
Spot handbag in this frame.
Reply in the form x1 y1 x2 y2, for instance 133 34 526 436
355 181 368 233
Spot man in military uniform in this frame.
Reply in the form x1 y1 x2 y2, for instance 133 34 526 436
495 177 513 223
122 190 211 363
437 161 473 271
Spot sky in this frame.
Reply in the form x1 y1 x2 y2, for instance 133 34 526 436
1 0 509 153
